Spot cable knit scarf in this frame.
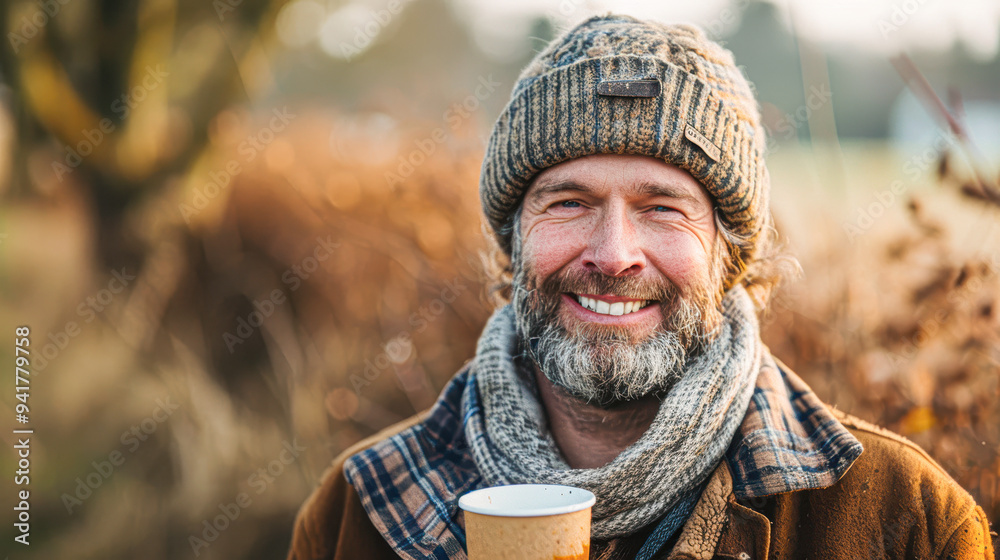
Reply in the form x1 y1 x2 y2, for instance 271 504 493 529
463 285 762 540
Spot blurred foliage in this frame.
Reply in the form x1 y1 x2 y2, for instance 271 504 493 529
763 186 1000 528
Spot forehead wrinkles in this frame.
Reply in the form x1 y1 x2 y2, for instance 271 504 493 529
528 177 703 206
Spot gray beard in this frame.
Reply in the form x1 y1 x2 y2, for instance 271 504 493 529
517 301 704 407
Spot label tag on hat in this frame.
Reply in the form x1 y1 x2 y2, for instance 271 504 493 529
684 123 721 162
596 79 661 98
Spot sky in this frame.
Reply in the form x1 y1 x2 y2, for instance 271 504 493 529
449 0 1000 61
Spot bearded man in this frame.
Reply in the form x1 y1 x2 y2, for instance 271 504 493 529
287 14 995 560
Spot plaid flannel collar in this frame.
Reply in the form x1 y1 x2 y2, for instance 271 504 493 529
343 353 864 560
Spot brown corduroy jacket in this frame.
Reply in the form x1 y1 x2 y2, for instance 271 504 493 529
287 410 996 560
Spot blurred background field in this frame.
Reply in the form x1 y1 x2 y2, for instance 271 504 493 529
0 0 999 558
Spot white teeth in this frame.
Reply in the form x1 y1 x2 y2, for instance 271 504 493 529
595 299 610 314
576 295 649 316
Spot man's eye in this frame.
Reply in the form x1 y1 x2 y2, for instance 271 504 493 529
560 200 581 208
653 205 675 212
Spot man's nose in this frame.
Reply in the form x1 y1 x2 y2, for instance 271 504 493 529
582 206 646 277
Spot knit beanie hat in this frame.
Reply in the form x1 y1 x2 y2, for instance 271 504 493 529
480 14 770 268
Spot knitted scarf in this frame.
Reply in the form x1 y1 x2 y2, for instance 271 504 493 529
463 285 762 540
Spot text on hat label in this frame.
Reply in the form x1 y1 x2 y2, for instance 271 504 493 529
684 124 721 162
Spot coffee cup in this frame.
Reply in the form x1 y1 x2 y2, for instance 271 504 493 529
459 484 595 560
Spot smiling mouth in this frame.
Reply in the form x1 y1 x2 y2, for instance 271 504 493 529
572 294 656 316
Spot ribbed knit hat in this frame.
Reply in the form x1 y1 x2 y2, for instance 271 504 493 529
480 14 770 264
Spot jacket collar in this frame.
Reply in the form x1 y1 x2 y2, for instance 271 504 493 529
725 354 864 499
